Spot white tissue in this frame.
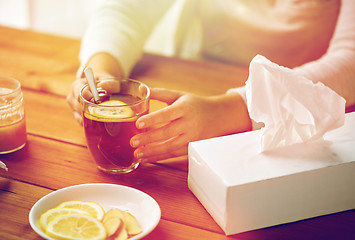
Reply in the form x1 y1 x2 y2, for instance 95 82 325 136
245 55 346 152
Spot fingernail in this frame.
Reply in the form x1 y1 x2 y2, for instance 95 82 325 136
136 152 143 159
137 121 145 129
131 140 140 148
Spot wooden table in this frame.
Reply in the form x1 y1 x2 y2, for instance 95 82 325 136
0 26 354 240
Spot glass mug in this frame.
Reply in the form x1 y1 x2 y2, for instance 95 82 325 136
80 79 150 174
0 77 27 154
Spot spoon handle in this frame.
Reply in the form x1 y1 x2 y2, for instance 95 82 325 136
84 67 100 103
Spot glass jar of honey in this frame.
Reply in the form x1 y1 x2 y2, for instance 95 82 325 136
0 77 27 154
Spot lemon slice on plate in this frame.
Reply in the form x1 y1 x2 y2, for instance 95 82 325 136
40 207 89 230
46 214 106 240
56 200 105 221
87 100 135 121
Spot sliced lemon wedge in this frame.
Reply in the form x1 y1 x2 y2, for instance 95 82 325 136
56 200 105 221
40 207 89 230
45 214 106 240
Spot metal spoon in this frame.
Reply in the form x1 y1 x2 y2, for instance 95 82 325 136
84 67 100 103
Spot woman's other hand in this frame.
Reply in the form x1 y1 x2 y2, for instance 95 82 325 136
131 88 251 163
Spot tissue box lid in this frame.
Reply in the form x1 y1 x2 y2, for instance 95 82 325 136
189 112 355 187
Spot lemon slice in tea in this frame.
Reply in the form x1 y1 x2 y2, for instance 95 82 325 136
45 214 106 240
88 100 134 120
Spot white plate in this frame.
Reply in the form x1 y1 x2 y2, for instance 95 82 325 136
29 183 161 240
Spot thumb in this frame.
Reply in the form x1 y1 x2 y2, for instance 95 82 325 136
149 88 185 105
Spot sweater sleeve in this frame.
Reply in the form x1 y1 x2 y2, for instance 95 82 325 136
293 0 355 108
77 0 175 78
228 0 355 127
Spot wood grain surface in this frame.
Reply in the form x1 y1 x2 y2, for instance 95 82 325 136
0 26 354 240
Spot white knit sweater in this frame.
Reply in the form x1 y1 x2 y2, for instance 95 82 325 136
78 0 355 109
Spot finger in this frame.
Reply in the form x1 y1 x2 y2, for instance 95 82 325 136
136 102 185 129
74 111 83 126
97 79 120 94
131 118 185 147
138 146 188 163
70 78 92 102
134 134 188 160
67 79 86 118
73 94 84 113
94 73 115 81
80 87 93 102
149 88 185 104
66 92 76 111
66 88 83 122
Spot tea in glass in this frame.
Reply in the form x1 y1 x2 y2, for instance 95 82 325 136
80 79 150 174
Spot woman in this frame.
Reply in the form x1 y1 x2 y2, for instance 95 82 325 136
67 0 355 163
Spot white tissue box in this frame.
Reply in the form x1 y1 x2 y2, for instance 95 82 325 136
188 112 355 235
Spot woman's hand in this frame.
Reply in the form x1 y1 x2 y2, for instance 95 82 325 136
67 53 124 124
66 73 118 125
130 88 252 163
